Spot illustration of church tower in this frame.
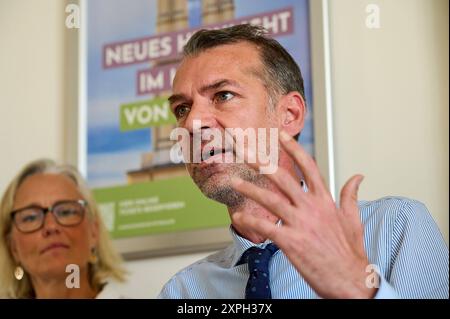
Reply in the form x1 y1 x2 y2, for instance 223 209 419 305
202 0 234 24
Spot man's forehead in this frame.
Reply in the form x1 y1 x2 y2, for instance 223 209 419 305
173 42 263 89
188 40 261 59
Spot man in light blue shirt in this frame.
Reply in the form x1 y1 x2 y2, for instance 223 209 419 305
159 197 448 298
160 24 448 299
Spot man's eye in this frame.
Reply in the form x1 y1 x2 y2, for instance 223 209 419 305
175 105 190 118
214 91 234 103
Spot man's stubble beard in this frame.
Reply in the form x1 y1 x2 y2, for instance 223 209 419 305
188 163 269 210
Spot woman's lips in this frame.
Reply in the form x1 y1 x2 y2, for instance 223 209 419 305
40 243 70 255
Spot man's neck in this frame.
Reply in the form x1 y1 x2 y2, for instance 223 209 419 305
228 185 287 244
229 206 278 243
228 159 299 244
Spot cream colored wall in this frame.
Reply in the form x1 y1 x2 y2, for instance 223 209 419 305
329 0 449 243
0 0 447 298
0 0 65 191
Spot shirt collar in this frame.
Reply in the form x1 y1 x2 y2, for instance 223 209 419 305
229 179 306 267
229 222 281 267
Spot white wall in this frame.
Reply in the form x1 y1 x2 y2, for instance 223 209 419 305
0 0 448 298
329 0 449 243
0 0 65 186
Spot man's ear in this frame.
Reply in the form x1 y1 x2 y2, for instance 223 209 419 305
277 91 306 137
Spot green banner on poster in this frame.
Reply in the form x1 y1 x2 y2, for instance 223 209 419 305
93 176 229 239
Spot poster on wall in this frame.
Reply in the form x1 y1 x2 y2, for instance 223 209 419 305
82 0 319 259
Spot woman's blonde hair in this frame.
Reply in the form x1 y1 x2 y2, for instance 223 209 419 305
0 159 126 298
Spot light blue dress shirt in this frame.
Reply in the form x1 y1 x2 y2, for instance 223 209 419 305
158 197 449 299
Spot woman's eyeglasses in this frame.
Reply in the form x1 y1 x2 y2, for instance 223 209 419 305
10 200 87 233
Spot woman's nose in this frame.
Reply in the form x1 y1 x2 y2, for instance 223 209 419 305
41 211 60 236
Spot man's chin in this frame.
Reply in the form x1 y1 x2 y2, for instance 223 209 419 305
189 163 229 186
200 182 245 208
190 169 241 208
189 163 263 208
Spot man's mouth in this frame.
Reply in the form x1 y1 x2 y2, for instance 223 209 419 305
201 147 233 163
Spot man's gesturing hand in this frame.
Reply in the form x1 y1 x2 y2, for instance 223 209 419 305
230 131 377 299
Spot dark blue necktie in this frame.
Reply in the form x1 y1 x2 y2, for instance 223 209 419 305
238 243 279 299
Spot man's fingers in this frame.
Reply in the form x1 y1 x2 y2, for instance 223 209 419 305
279 131 328 195
232 212 283 244
243 160 305 207
230 177 295 222
264 167 305 207
228 129 306 206
339 174 364 216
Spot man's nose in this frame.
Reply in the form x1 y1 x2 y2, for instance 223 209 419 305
183 101 217 134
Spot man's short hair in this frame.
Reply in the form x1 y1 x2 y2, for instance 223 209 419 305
182 24 305 140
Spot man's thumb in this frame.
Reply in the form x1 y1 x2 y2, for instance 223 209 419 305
340 174 364 210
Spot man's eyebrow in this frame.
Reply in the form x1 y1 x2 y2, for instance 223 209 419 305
168 93 190 107
199 79 241 95
168 79 241 106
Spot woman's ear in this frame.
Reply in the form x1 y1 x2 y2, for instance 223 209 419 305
89 218 99 248
9 235 20 264
278 91 306 137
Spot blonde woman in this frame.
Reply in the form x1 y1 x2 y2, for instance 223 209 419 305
0 159 126 298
